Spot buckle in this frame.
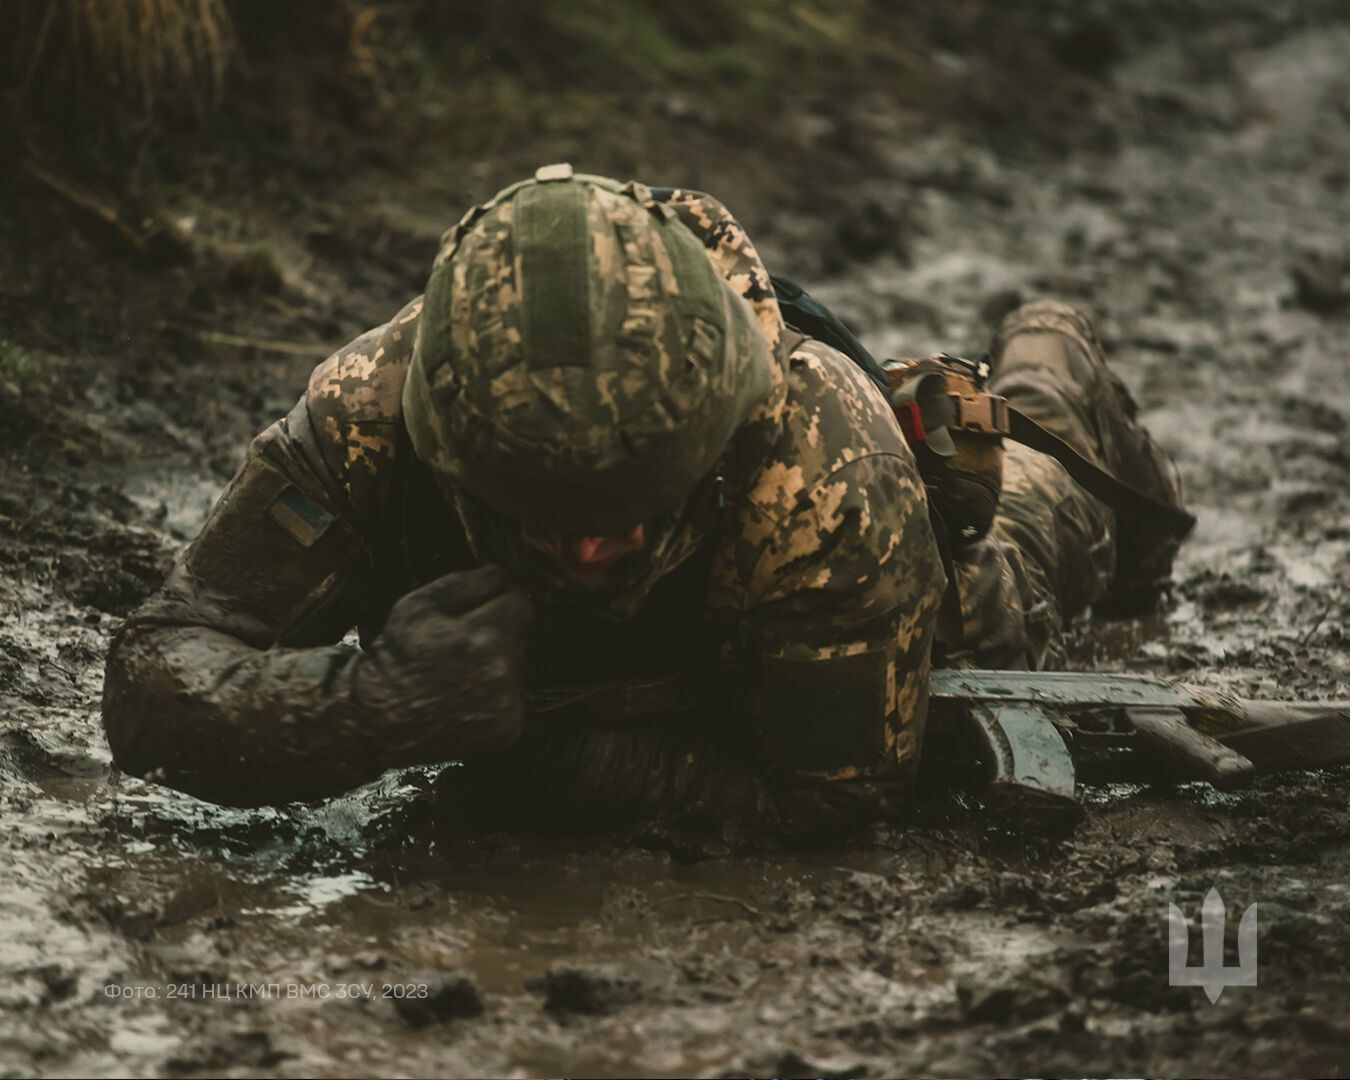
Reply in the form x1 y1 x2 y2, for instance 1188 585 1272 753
947 391 1010 436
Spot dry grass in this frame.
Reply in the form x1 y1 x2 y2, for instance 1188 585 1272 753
1 0 234 141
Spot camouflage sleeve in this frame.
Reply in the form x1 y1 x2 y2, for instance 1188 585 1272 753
691 335 943 833
101 308 420 806
734 447 946 833
101 399 384 805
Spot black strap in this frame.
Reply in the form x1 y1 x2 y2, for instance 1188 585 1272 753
1006 407 1197 541
771 275 891 390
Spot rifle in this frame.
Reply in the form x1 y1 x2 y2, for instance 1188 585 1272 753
925 668 1350 826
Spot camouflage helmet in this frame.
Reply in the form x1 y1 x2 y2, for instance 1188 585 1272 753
403 165 774 535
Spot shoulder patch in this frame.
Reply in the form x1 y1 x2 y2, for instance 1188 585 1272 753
183 448 362 642
268 485 335 548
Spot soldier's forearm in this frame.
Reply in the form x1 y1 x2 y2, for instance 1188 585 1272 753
102 565 530 808
103 622 388 807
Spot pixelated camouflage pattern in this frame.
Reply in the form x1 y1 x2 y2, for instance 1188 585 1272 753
946 441 1114 669
651 187 787 359
103 180 949 829
467 331 945 827
990 299 1114 467
404 174 774 535
705 336 945 778
994 300 1103 378
994 299 1187 594
632 189 944 782
305 297 422 529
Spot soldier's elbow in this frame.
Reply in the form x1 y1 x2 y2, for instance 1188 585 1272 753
101 627 204 791
101 638 152 773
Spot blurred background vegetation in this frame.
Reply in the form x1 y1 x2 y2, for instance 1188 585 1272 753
0 0 1141 375
0 0 1120 173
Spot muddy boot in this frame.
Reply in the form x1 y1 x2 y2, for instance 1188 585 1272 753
990 300 1188 599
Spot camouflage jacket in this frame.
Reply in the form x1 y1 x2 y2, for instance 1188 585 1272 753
102 190 946 836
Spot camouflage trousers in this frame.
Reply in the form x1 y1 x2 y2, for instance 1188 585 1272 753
948 300 1183 670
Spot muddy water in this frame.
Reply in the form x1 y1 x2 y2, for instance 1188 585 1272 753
4 11 1350 1079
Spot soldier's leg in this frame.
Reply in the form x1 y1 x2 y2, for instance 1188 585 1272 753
949 300 1187 670
951 442 1114 669
990 300 1187 596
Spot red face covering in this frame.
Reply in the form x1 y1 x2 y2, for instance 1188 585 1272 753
519 523 648 588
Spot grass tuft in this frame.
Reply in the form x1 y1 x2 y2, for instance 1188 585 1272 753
1 0 234 144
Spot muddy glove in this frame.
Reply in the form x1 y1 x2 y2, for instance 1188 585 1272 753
106 562 530 807
357 565 531 770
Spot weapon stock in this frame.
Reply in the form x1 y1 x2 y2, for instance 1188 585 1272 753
925 669 1350 824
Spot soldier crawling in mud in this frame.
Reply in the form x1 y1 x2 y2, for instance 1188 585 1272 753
102 166 1189 835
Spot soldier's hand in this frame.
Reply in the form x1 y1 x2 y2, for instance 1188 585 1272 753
358 565 531 769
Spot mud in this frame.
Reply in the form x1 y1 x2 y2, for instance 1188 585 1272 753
3 4 1350 1077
